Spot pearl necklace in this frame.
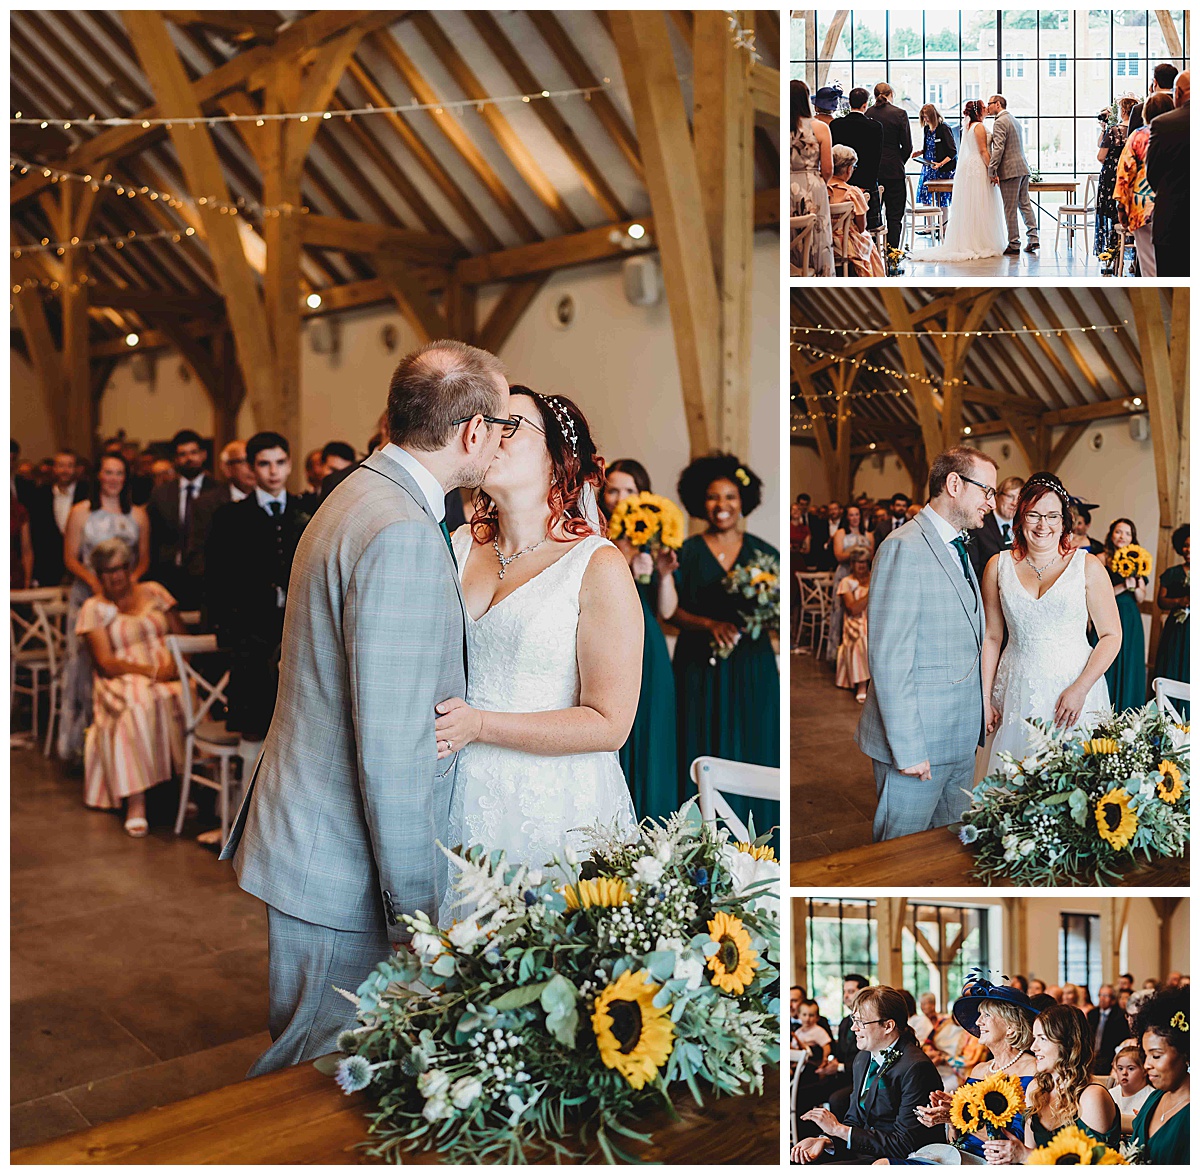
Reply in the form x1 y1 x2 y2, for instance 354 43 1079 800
988 1049 1028 1075
493 535 546 580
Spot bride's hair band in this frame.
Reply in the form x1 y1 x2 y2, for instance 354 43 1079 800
535 392 579 454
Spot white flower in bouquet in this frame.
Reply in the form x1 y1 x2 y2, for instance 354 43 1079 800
450 1075 484 1109
673 952 706 990
411 930 445 964
719 844 779 918
447 918 484 953
421 1096 453 1123
633 855 664 885
417 1068 452 1100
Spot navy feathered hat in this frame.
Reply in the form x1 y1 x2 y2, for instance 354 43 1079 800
952 968 1040 1038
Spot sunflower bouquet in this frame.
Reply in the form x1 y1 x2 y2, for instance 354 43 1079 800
711 552 781 662
948 1072 1025 1145
959 702 1189 885
607 493 686 582
1111 544 1152 581
1027 1123 1128 1164
323 801 779 1163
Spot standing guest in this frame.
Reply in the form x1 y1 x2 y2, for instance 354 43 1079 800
1153 524 1189 706
1145 69 1190 278
149 457 174 488
797 494 829 571
190 440 258 589
873 493 911 545
912 103 956 211
29 449 88 587
826 504 874 663
1069 502 1104 553
814 501 842 571
146 429 215 608
835 554 871 703
866 83 913 251
1062 983 1082 1009
1095 98 1134 258
825 146 886 276
206 432 311 765
11 439 36 510
601 458 679 824
321 440 356 478
672 455 779 843
1103 518 1149 713
790 503 811 572
1112 1044 1154 1130
983 1004 1120 1162
1029 977 1046 997
791 79 834 275
831 86 884 230
76 538 186 834
1088 984 1130 1077
302 448 324 495
11 492 33 589
811 84 841 126
969 475 1023 580
1129 62 1180 131
1130 985 1190 1163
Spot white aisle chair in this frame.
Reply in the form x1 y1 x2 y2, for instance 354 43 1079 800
794 572 833 656
33 597 70 757
1054 174 1096 253
168 634 239 842
828 201 855 276
905 174 945 251
790 1049 806 1145
689 755 780 844
10 587 67 745
1151 676 1190 726
790 213 816 276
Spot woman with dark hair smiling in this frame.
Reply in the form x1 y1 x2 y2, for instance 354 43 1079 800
1130 985 1190 1163
1101 517 1149 712
601 458 678 822
671 454 778 844
981 473 1121 774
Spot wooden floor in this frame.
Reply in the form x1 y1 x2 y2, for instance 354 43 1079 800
905 237 1108 278
9 748 270 1150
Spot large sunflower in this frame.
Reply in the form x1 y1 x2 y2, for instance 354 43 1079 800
591 969 674 1090
1027 1123 1118 1164
1157 760 1185 803
562 877 632 910
1095 787 1137 850
973 1071 1024 1131
706 910 759 994
1083 738 1119 755
949 1083 983 1134
734 841 777 862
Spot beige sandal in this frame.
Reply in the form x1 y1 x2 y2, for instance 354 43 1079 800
124 816 149 838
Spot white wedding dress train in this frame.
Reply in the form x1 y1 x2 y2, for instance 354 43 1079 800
985 549 1111 774
914 122 1008 262
447 529 636 875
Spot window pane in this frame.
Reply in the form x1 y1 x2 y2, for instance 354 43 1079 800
818 12 852 60
1148 10 1186 61
889 11 924 61
854 10 887 61
1077 9 1115 57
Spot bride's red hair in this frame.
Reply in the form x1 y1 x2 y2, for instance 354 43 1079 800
963 100 985 123
470 387 605 544
1011 475 1074 560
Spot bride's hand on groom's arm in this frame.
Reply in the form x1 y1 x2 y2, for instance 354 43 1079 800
986 702 1002 735
434 698 483 758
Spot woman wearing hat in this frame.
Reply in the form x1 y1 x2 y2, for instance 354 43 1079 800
915 977 1038 1160
982 1004 1120 1162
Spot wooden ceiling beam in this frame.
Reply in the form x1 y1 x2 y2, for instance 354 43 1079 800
879 289 943 462
1027 290 1104 405
1058 290 1134 399
87 284 224 316
476 278 549 354
372 247 451 343
988 300 1071 409
1042 399 1140 426
299 216 461 263
166 11 284 42
1047 424 1088 473
748 62 780 120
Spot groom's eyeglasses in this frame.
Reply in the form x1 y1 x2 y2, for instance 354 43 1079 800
451 414 521 438
957 473 997 503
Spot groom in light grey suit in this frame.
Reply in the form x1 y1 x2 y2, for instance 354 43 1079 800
855 448 997 841
220 340 510 1076
986 94 1039 254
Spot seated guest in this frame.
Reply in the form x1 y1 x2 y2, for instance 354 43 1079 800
793 998 833 1072
826 145 886 277
832 86 884 229
835 554 871 702
1028 977 1046 997
1129 985 1190 1163
982 1004 1120 1162
1112 1043 1153 1131
791 984 943 1163
1114 91 1174 277
77 538 186 834
1089 984 1131 1076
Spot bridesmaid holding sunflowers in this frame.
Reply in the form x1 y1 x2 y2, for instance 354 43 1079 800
669 454 779 845
1102 518 1149 712
603 459 679 823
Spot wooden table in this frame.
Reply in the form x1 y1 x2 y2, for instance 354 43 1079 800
791 825 1189 888
12 1057 780 1165
923 180 1079 197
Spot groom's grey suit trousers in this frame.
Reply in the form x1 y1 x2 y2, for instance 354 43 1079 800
219 447 467 1076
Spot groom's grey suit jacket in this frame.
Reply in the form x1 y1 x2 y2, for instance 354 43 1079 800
855 510 985 769
220 448 466 943
987 110 1031 181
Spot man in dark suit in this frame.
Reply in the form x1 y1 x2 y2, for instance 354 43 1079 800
146 428 216 607
873 493 911 546
190 439 258 594
969 475 1023 580
1129 61 1179 132
28 449 88 587
832 86 884 230
1087 985 1130 1077
794 985 943 1164
865 83 912 249
1145 69 1190 278
796 493 829 569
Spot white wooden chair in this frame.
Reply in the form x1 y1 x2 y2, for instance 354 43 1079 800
827 200 855 276
168 634 239 842
794 572 834 658
905 175 945 251
869 184 889 256
689 755 780 844
1151 676 1190 726
1054 174 1096 253
32 597 70 757
790 1048 806 1144
789 213 816 276
10 587 67 746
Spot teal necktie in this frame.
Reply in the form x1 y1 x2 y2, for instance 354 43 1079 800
859 1056 880 1105
439 519 457 569
950 535 972 582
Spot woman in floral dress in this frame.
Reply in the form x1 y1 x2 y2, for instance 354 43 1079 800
791 79 833 276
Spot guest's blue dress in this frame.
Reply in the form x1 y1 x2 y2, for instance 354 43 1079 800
917 126 955 208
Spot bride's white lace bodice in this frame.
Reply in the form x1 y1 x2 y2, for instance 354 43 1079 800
446 529 636 879
986 548 1111 771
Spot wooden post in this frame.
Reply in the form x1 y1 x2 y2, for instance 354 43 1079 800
880 290 943 463
876 898 907 991
792 896 807 991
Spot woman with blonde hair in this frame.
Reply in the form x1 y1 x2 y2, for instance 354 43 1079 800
983 1003 1120 1162
912 102 957 210
826 145 886 276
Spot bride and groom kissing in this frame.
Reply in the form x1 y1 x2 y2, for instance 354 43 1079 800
917 94 1040 263
219 340 643 1076
855 448 1120 843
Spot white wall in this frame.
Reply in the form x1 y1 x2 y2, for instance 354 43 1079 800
10 352 56 460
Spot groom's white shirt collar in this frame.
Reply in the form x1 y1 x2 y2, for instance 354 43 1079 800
922 503 960 547
380 442 445 521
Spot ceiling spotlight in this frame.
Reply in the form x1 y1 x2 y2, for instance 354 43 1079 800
868 442 877 450
626 223 646 241
1131 396 1143 408
305 292 323 310
124 332 139 347
962 425 973 435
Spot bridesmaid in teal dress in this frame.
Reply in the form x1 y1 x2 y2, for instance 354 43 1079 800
1153 525 1190 713
1129 984 1190 1164
602 459 679 823
670 455 779 847
983 1004 1120 1162
1102 518 1149 713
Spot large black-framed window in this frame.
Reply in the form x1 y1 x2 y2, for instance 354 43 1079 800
791 10 1189 185
903 903 990 1012
805 898 877 1022
1060 912 1103 997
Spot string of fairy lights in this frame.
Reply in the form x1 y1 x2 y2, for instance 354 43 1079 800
790 321 1130 340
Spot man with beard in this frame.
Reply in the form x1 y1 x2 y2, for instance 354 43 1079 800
146 428 215 607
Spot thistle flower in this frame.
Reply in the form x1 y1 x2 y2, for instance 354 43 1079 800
335 1054 374 1094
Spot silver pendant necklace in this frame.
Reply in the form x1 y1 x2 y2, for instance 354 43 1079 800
1026 553 1058 581
493 535 546 580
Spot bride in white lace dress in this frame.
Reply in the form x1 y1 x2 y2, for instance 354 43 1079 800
981 474 1122 775
434 387 640 871
914 100 1008 263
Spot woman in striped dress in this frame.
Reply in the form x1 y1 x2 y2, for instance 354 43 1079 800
76 538 186 835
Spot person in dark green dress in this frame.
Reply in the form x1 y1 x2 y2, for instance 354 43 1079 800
1130 984 1190 1164
1102 518 1149 713
1153 525 1190 713
670 454 779 847
602 459 679 824
983 1004 1120 1162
